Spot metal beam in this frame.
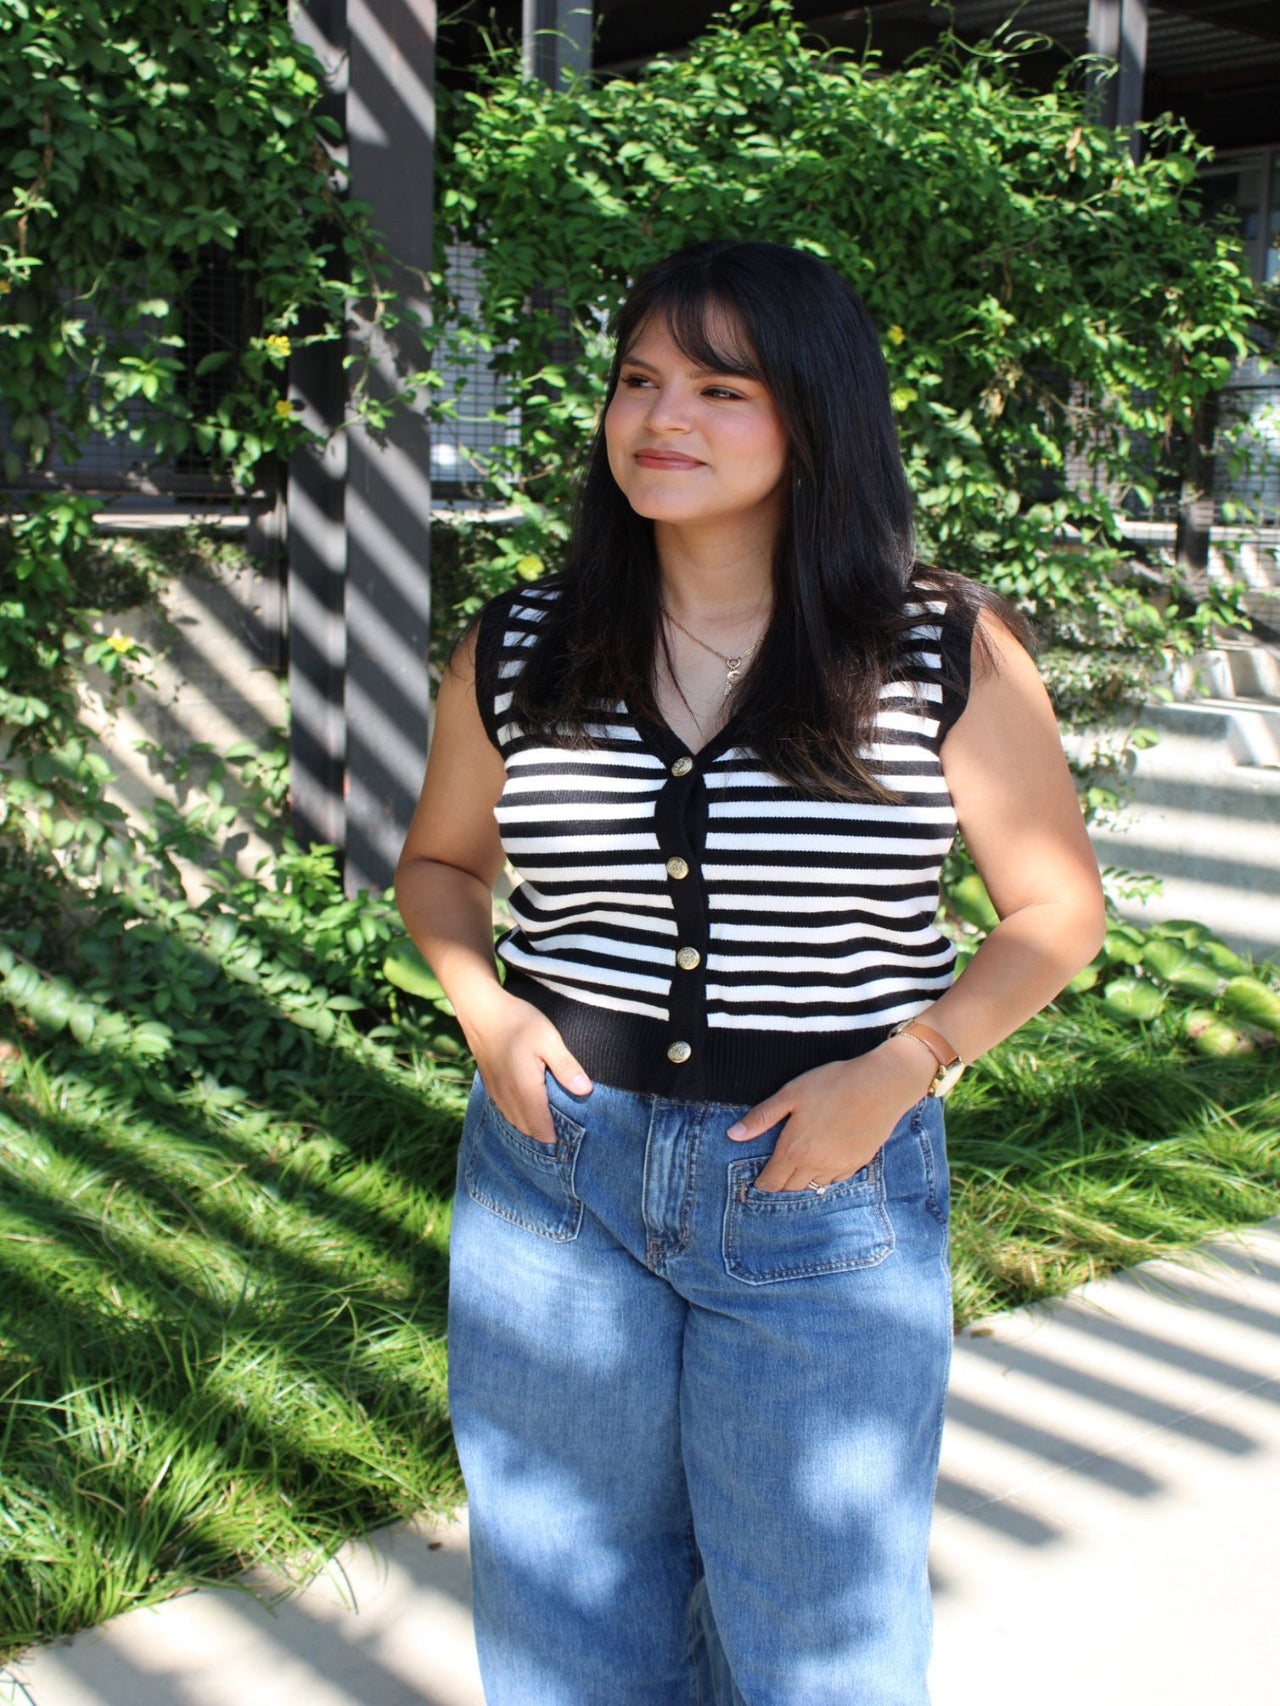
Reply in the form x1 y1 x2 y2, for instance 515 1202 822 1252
345 0 437 894
1087 0 1148 159
288 0 349 853
523 1 593 88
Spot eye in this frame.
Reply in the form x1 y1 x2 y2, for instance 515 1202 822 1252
703 384 745 401
620 372 654 389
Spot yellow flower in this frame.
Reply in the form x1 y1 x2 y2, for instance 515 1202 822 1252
515 555 545 582
274 398 295 419
265 333 292 357
0 278 11 295
887 324 906 346
106 630 134 654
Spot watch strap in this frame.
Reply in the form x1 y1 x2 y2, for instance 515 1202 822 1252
889 1018 965 1098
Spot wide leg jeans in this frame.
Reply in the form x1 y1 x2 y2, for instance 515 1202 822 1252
447 1072 953 1706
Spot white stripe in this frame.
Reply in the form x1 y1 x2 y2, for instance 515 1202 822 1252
503 833 660 855
511 883 674 915
707 968 954 1007
505 746 660 770
711 919 942 944
497 801 657 825
708 800 956 824
876 710 940 736
511 861 671 884
502 773 665 796
513 906 678 938
509 931 675 966
704 832 956 856
709 893 936 918
702 864 940 887
708 944 955 976
498 947 670 1009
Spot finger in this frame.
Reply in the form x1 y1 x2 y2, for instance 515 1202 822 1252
754 1156 813 1194
544 1047 593 1098
726 1098 788 1142
491 1089 557 1144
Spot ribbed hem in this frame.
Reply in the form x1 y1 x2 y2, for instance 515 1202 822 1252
503 969 902 1106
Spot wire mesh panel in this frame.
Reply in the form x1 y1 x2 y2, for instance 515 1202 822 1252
1218 356 1280 527
430 240 521 496
2 248 256 497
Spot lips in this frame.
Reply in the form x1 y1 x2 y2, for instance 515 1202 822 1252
634 449 703 469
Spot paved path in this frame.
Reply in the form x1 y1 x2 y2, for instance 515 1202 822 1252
5 1221 1279 1706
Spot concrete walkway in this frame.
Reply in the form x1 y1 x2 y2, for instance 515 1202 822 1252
4 1221 1279 1706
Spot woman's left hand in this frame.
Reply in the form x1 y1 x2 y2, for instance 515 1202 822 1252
726 1038 937 1193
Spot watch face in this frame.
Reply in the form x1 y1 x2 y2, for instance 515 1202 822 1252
932 1059 965 1099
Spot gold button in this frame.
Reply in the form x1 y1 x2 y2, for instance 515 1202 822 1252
667 1041 692 1064
676 946 701 971
665 856 690 880
671 756 693 777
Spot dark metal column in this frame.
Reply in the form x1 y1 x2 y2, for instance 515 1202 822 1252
345 0 437 893
1087 0 1149 158
523 1 593 88
288 0 349 852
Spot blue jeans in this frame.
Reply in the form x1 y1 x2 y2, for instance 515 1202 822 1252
448 1073 953 1706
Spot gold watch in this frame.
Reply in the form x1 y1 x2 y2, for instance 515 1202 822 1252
889 1018 965 1098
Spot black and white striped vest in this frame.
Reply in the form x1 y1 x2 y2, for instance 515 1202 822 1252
474 581 972 1103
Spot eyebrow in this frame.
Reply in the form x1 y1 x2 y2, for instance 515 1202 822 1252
619 354 760 380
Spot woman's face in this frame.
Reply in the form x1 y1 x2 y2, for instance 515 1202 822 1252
604 310 790 536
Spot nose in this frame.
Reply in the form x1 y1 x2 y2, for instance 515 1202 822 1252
644 384 692 433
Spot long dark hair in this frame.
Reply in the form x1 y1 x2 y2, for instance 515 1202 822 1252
511 240 1027 799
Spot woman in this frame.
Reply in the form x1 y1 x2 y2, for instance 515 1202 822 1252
396 240 1105 1705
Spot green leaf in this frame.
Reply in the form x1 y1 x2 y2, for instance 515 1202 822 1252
1102 977 1166 1023
948 874 999 932
382 939 445 1001
1220 977 1280 1037
1140 939 1221 997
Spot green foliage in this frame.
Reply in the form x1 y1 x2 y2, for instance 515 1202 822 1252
0 0 412 748
0 736 468 1100
946 1004 1280 1323
0 1041 465 1660
0 0 386 483
436 0 1258 712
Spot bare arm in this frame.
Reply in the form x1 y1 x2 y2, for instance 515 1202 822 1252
729 612 1106 1191
394 628 592 1142
921 613 1107 1061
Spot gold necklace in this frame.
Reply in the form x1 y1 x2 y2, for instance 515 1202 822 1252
663 609 761 698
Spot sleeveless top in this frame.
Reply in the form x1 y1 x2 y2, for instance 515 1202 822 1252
474 581 973 1104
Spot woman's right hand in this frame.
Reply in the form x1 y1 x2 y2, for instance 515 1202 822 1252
461 987 593 1144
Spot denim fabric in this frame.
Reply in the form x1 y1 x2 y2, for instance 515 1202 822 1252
448 1073 953 1706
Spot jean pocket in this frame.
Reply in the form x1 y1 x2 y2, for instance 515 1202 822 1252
722 1151 895 1285
463 1091 586 1242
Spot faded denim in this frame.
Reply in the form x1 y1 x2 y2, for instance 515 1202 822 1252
447 1072 953 1705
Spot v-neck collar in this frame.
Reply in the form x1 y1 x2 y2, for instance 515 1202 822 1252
628 700 748 769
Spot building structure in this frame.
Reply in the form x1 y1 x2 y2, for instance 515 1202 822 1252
15 1 1275 887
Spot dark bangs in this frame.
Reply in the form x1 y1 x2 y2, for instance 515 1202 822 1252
613 282 765 387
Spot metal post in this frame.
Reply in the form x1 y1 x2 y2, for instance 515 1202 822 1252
1087 0 1148 159
522 1 593 89
344 0 436 893
288 0 349 852
1175 394 1220 587
1116 0 1149 145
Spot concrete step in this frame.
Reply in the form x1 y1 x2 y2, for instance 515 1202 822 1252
1136 699 1280 770
1070 695 1280 961
1168 641 1280 703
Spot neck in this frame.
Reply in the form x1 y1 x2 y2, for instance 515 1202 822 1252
654 520 775 626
